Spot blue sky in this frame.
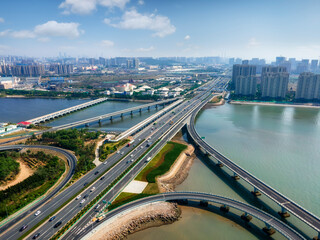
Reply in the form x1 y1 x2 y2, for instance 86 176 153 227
0 0 320 60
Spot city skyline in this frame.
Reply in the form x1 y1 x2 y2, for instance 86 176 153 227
0 0 320 60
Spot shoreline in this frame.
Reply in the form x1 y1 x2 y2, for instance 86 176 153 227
230 100 320 109
85 137 195 240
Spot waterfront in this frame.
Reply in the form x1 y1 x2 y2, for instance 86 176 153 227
129 103 320 240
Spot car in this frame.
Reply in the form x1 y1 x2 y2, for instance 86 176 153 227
49 216 56 222
34 210 41 216
32 233 41 239
117 151 120 154
95 204 100 210
83 194 89 198
130 154 134 157
121 152 124 155
76 195 81 200
80 199 86 204
19 225 28 232
90 187 96 192
84 182 88 186
103 161 107 165
131 159 134 162
54 221 62 228
94 171 99 175
100 176 105 180
141 146 144 149
138 138 141 141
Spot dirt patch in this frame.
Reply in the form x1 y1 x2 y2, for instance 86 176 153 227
0 159 35 191
156 143 195 193
84 202 180 240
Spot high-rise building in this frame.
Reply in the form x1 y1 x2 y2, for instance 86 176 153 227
296 72 320 100
242 60 249 65
126 60 133 69
311 60 318 72
232 64 257 94
133 58 139 69
261 66 289 98
276 56 286 66
235 76 257 96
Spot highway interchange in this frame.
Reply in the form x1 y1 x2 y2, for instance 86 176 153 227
1 76 318 240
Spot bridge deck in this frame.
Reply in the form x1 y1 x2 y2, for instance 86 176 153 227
187 98 320 234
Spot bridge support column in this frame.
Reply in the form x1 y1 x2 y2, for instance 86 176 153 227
120 113 124 119
251 187 261 197
241 212 252 222
148 106 150 111
278 206 290 218
231 172 240 180
110 116 113 122
216 160 224 168
262 223 275 236
155 104 158 109
220 205 229 213
199 201 208 207
130 111 133 116
139 108 142 114
85 123 89 127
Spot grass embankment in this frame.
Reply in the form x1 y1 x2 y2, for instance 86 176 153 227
210 95 222 103
99 139 130 161
110 141 187 210
0 151 65 221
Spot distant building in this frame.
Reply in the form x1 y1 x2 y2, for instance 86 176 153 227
133 58 139 69
11 65 45 77
296 72 320 100
126 60 133 69
25 77 40 85
261 66 289 98
235 76 257 96
311 60 318 73
232 64 256 90
276 56 286 66
0 77 19 89
49 64 73 75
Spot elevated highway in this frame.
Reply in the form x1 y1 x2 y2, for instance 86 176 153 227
0 145 77 234
25 98 108 124
187 93 320 239
81 192 306 240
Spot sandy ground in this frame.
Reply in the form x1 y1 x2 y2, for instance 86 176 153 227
122 180 148 194
93 134 115 166
157 143 195 193
0 159 34 191
230 100 320 108
83 202 180 240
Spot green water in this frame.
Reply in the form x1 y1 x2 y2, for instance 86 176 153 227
129 103 320 240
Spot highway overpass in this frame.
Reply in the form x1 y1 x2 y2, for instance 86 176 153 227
81 192 306 240
0 145 77 234
187 93 320 239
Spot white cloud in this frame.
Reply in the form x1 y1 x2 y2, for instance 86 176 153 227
59 0 130 15
0 21 83 39
184 35 190 40
101 40 114 47
104 9 176 37
138 0 144 5
136 46 155 52
0 18 4 23
38 37 51 42
248 38 261 47
34 21 83 38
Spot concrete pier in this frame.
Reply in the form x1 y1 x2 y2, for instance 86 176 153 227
241 213 252 222
263 224 276 235
278 206 290 218
199 201 208 207
231 172 240 180
251 187 261 197
220 205 229 213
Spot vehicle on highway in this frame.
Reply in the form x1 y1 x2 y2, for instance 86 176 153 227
19 224 28 232
94 171 99 175
103 161 108 165
131 159 134 162
34 210 41 216
83 194 89 198
95 204 100 210
32 233 41 239
76 195 81 200
130 154 134 157
146 157 151 162
80 199 86 204
90 187 96 192
84 182 88 186
117 151 120 154
49 216 56 222
127 140 134 147
100 176 105 180
54 221 62 228
141 146 144 149
121 152 124 155
138 138 141 141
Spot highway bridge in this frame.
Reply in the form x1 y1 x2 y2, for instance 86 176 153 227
25 98 108 124
187 92 320 239
81 192 305 240
50 98 179 130
0 145 77 234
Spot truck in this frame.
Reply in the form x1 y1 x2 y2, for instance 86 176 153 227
127 140 135 147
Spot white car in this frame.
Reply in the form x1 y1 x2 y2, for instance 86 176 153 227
90 187 96 192
80 199 86 204
117 151 120 154
141 146 143 149
34 210 41 216
103 161 108 165
76 195 81 200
